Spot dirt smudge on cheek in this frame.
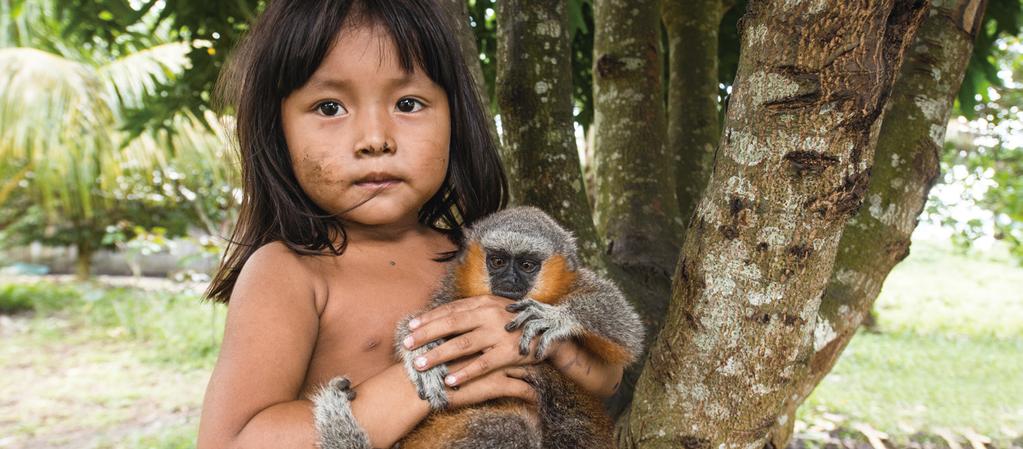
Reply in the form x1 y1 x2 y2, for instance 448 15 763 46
297 154 347 187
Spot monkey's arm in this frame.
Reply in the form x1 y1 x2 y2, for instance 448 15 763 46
506 268 645 366
392 277 461 411
395 311 451 410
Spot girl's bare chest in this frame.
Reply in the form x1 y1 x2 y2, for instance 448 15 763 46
301 261 447 393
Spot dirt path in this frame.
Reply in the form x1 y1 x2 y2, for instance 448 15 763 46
0 312 209 448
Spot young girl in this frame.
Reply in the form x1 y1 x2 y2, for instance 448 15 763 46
196 1 625 448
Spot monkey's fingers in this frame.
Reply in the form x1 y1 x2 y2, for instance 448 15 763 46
519 320 549 356
505 298 540 313
505 312 537 332
327 377 357 401
328 376 351 391
535 327 574 360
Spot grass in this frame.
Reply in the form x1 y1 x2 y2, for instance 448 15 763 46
797 239 1023 447
0 238 1021 448
0 277 222 448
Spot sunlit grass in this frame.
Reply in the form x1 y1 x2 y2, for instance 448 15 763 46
798 239 1023 446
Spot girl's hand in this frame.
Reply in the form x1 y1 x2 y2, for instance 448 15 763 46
401 295 563 388
439 357 539 408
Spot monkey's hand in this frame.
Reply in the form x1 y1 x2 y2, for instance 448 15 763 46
505 299 581 361
396 319 451 410
310 376 372 449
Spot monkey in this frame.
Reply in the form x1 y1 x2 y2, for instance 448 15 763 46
312 206 645 449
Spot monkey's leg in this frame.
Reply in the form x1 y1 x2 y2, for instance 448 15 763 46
528 364 616 449
395 315 451 410
403 399 543 449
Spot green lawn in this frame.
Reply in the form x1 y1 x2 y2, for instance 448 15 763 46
0 238 1020 448
799 240 1023 447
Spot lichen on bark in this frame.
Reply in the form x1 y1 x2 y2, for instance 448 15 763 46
663 0 726 235
495 0 603 266
767 1 987 446
591 0 683 418
616 1 929 448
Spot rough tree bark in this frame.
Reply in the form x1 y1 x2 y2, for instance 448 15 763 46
767 1 987 446
494 0 603 266
591 0 683 418
663 0 727 234
439 0 500 147
616 1 928 448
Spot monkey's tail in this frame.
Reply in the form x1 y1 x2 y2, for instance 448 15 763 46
526 364 616 449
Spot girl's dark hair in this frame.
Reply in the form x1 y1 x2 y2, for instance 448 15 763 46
205 0 508 303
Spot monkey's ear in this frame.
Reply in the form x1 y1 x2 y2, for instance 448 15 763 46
562 231 581 271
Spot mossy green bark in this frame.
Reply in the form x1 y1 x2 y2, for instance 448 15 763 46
663 0 724 234
617 1 928 448
495 0 602 266
768 2 987 446
591 0 683 418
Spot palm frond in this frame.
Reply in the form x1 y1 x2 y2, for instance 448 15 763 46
0 47 117 217
96 41 191 116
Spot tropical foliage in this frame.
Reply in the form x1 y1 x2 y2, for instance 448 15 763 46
0 0 237 277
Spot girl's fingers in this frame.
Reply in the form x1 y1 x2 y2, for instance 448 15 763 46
414 333 488 373
409 295 513 330
445 370 538 407
408 297 485 329
503 366 530 379
448 339 540 384
404 309 482 350
445 346 522 386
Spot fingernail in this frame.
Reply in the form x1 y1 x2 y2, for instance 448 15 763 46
445 375 457 386
403 336 414 348
409 318 420 329
414 357 427 368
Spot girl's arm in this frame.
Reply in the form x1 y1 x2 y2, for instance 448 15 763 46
197 243 429 449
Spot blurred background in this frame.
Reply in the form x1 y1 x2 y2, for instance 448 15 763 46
1 0 1021 448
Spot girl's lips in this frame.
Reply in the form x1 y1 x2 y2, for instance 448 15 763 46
354 180 400 188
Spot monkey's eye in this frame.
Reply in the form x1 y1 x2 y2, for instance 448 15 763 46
488 256 507 269
518 259 539 273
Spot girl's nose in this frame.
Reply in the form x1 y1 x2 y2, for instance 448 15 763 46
353 106 396 157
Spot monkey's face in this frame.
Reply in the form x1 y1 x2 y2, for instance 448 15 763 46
485 248 542 300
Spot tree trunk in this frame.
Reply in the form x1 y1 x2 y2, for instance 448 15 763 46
75 241 93 280
495 0 603 267
591 0 683 417
768 1 987 446
439 0 500 147
663 0 725 235
616 1 928 448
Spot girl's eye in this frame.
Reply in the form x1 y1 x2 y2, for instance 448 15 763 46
317 101 346 117
396 98 424 113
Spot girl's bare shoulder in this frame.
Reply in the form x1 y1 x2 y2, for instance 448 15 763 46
234 241 332 315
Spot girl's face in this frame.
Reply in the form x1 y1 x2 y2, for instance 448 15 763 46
281 24 451 229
